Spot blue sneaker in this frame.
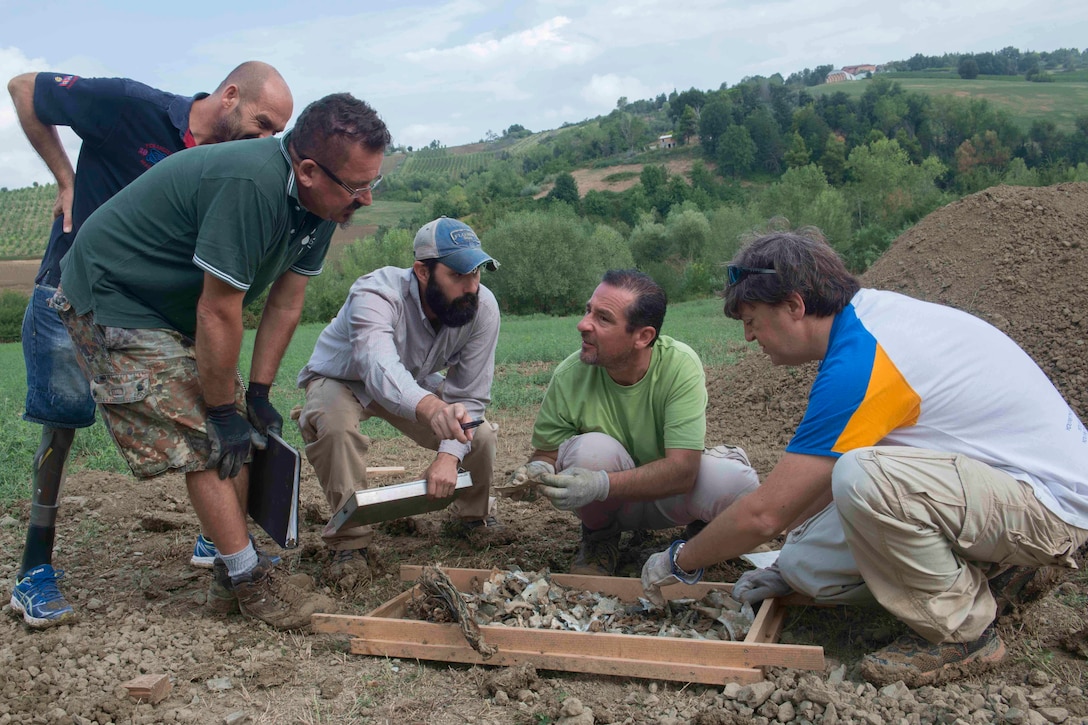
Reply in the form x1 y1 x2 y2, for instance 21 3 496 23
192 533 279 569
10 564 76 629
190 533 218 569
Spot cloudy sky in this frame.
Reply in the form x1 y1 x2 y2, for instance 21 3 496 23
2 0 1086 189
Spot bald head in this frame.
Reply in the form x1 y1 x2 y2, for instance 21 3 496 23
191 60 293 145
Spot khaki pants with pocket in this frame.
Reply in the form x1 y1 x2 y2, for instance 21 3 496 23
296 376 495 550
780 446 1088 643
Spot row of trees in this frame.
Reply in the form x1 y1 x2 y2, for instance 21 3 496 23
887 46 1087 76
360 69 1088 317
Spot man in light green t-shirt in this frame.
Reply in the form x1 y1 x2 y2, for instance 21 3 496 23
511 269 759 575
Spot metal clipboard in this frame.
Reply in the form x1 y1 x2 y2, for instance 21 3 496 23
328 472 472 532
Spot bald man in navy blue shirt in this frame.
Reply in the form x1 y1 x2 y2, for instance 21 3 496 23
7 61 293 628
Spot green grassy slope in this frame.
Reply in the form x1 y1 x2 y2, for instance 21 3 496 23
809 75 1088 131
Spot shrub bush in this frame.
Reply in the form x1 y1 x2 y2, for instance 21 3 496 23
483 208 633 315
0 290 28 342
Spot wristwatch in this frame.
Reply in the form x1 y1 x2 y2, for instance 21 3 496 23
668 540 704 585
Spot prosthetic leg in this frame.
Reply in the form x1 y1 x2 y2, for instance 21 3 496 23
19 426 74 577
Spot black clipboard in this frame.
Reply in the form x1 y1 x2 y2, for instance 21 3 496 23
247 431 300 549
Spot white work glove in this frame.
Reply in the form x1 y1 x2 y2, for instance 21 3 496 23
731 563 792 605
537 467 610 511
641 541 704 609
509 460 555 486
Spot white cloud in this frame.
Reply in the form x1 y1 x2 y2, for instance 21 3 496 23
580 74 656 109
0 46 83 191
404 16 596 70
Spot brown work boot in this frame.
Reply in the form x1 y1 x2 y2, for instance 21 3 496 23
230 555 320 630
569 522 621 576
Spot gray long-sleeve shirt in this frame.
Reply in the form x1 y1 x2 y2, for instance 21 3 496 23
297 266 500 461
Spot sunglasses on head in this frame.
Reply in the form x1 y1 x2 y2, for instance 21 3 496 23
727 264 777 286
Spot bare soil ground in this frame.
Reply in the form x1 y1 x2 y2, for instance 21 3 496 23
2 184 1088 724
536 158 705 198
0 260 41 296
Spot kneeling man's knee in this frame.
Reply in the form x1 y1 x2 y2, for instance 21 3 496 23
831 448 883 518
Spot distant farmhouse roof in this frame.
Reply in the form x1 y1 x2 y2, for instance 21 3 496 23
841 64 877 76
826 64 878 83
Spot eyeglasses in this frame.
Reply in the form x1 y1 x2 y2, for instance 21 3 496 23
304 157 382 196
727 264 777 286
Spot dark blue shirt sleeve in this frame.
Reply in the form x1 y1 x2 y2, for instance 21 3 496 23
33 73 127 146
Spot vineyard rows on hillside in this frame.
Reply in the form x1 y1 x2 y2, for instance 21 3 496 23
397 150 504 177
0 185 55 259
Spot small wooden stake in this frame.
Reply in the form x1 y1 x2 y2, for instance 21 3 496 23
122 673 171 704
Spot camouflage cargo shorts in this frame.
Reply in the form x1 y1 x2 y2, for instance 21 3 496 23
52 289 245 479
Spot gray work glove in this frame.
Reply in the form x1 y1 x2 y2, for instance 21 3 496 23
509 460 555 486
641 540 704 609
641 549 678 609
206 404 254 480
537 467 610 511
731 563 792 605
245 382 282 450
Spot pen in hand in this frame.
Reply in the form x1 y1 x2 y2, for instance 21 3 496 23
460 419 485 431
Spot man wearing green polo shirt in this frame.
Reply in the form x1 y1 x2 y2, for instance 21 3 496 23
56 92 392 630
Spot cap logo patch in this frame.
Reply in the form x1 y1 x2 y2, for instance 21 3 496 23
447 228 479 248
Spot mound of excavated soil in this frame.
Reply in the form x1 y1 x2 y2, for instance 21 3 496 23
707 182 1088 472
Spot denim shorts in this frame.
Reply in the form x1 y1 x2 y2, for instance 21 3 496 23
22 284 96 428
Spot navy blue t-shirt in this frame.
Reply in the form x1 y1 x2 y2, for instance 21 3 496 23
32 73 202 286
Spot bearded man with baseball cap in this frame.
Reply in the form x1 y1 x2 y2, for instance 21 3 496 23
295 217 504 589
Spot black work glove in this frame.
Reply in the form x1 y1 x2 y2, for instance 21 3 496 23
245 382 283 450
206 403 254 480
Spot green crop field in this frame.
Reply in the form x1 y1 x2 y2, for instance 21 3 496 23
0 185 57 259
397 151 503 178
809 75 1088 131
353 199 422 228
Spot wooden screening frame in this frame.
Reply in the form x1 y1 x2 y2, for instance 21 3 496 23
313 566 824 685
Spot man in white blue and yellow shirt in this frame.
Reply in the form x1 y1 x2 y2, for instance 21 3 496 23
640 229 1088 687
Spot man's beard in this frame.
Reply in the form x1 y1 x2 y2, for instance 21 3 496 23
425 276 479 328
212 106 245 143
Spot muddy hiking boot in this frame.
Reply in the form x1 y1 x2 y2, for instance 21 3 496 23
208 558 239 615
570 522 622 576
859 624 1006 687
208 554 320 630
990 565 1056 618
325 547 372 592
443 515 514 545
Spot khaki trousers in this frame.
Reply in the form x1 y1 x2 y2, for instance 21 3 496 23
782 446 1088 644
556 432 760 531
296 377 495 550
